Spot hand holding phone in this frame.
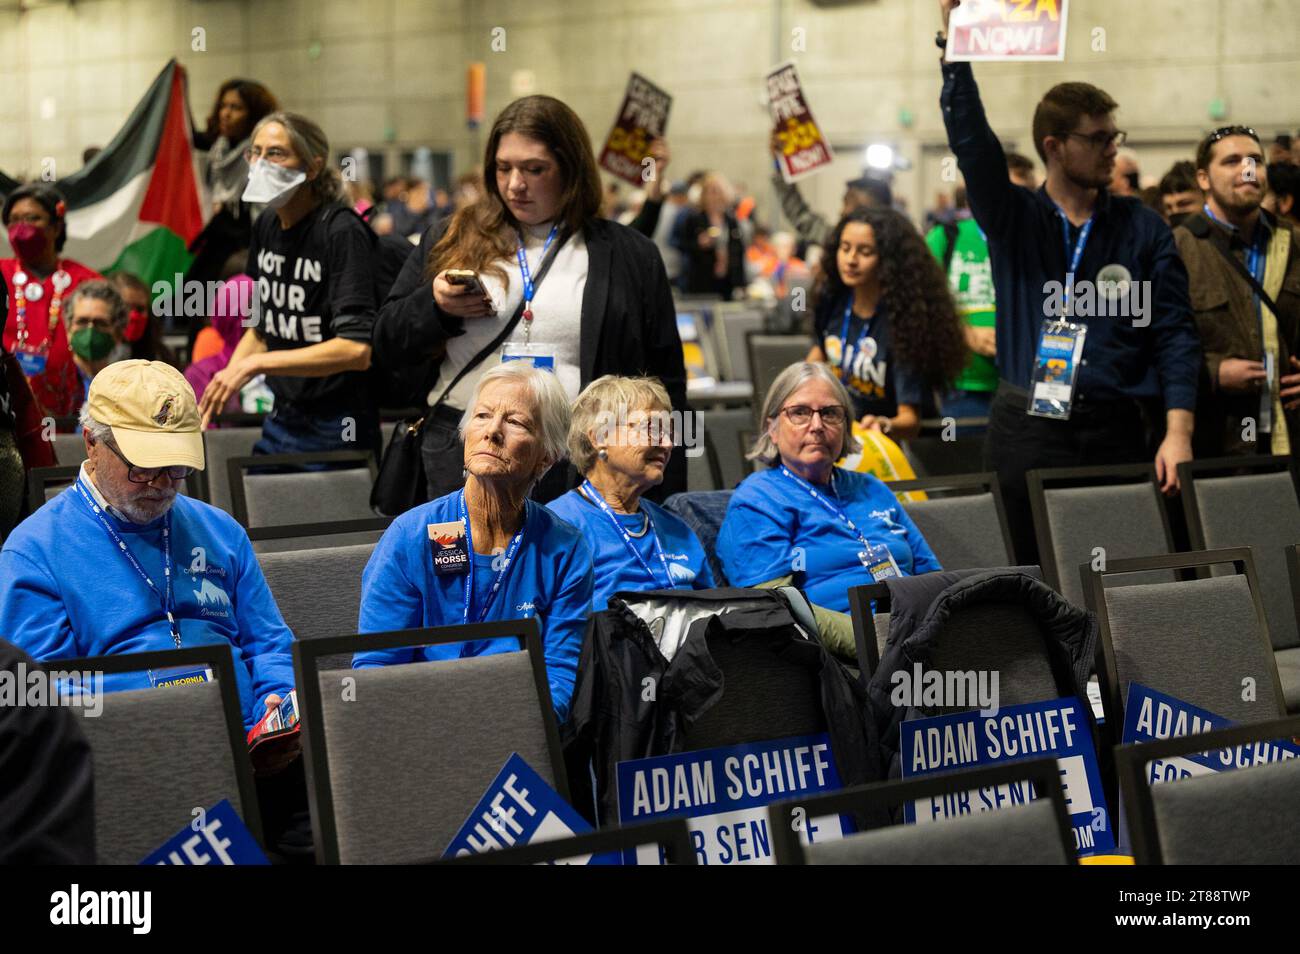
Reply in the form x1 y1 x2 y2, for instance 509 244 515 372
435 268 496 319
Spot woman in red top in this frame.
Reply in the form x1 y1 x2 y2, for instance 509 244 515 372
2 184 102 418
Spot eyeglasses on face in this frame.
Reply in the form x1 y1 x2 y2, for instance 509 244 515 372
777 404 847 427
102 439 194 484
244 146 293 164
1065 129 1127 150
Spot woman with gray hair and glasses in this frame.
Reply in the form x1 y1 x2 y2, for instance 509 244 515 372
354 362 595 723
548 375 714 609
716 362 940 655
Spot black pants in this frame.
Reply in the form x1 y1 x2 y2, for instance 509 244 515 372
420 404 577 504
984 383 1148 566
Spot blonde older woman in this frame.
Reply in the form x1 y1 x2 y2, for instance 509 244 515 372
548 375 714 609
716 362 940 651
354 362 594 722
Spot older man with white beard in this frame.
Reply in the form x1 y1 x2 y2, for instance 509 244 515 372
0 360 295 731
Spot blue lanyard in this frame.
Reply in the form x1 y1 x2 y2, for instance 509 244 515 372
75 477 181 647
515 224 560 316
778 466 874 551
458 490 526 625
838 297 875 381
581 481 673 589
1054 207 1094 316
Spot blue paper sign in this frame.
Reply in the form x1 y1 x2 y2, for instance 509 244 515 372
140 799 269 865
445 753 617 864
1121 683 1300 779
616 733 849 865
899 696 1115 856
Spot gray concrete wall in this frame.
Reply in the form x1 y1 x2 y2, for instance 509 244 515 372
2 0 1296 227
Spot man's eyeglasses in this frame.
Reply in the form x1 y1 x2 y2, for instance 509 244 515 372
1065 130 1127 150
69 317 115 333
243 146 293 164
778 404 847 427
102 440 194 484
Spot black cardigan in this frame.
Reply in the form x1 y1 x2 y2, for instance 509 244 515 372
371 216 689 496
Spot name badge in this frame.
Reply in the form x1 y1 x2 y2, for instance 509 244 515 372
149 666 214 688
859 544 901 582
14 349 47 377
1028 319 1087 420
501 341 556 370
429 519 470 575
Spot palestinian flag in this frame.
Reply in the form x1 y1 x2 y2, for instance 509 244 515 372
0 59 207 287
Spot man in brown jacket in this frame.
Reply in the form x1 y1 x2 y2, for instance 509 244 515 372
1175 126 1300 458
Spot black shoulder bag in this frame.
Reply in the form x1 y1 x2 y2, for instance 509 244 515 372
370 229 571 516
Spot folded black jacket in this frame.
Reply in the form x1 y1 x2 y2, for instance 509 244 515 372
564 587 882 826
867 567 1097 777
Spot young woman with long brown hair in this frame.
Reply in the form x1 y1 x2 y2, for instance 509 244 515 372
373 94 686 503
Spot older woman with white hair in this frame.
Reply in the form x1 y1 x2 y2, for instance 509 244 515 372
354 362 594 722
716 362 940 653
548 375 714 609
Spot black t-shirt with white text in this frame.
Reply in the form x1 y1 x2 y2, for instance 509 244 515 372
247 203 377 415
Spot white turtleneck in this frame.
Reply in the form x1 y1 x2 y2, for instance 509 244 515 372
438 220 588 410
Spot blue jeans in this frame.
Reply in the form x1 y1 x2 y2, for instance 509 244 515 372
253 404 380 462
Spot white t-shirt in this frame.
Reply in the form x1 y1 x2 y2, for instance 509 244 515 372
438 221 587 410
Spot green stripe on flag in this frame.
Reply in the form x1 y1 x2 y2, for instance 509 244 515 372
104 225 193 288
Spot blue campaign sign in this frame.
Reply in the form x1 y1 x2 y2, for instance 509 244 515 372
899 696 1115 857
140 799 269 865
1121 683 1300 780
445 753 618 864
616 733 849 865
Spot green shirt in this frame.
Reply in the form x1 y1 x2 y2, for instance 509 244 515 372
926 217 997 392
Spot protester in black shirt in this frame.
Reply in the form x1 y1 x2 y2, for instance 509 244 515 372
198 111 378 456
677 172 746 300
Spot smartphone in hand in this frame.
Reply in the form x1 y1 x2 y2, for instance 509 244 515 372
445 269 487 299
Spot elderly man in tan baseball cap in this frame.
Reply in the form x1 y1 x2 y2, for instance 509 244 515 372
0 360 297 735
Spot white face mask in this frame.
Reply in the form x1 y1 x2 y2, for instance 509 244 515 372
243 160 307 209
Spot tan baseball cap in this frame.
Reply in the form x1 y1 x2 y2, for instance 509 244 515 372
85 360 206 470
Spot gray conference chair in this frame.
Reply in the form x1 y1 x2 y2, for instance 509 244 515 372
746 332 810 422
294 620 567 865
699 407 753 490
890 473 1015 570
1180 457 1300 712
1027 463 1174 608
1116 714 1300 864
712 304 767 381
1084 549 1286 741
258 543 376 670
203 426 263 514
52 431 88 468
769 758 1075 865
228 451 377 529
247 518 391 554
61 645 260 865
848 567 1055 698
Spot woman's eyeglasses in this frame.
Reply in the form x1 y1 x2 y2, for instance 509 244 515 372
103 440 194 484
778 404 847 427
243 146 293 164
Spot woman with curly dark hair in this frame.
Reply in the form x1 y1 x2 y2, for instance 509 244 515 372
807 206 966 440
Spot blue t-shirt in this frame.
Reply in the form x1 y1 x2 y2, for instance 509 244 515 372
547 489 715 610
715 467 941 614
0 482 296 729
353 491 595 723
814 296 924 420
